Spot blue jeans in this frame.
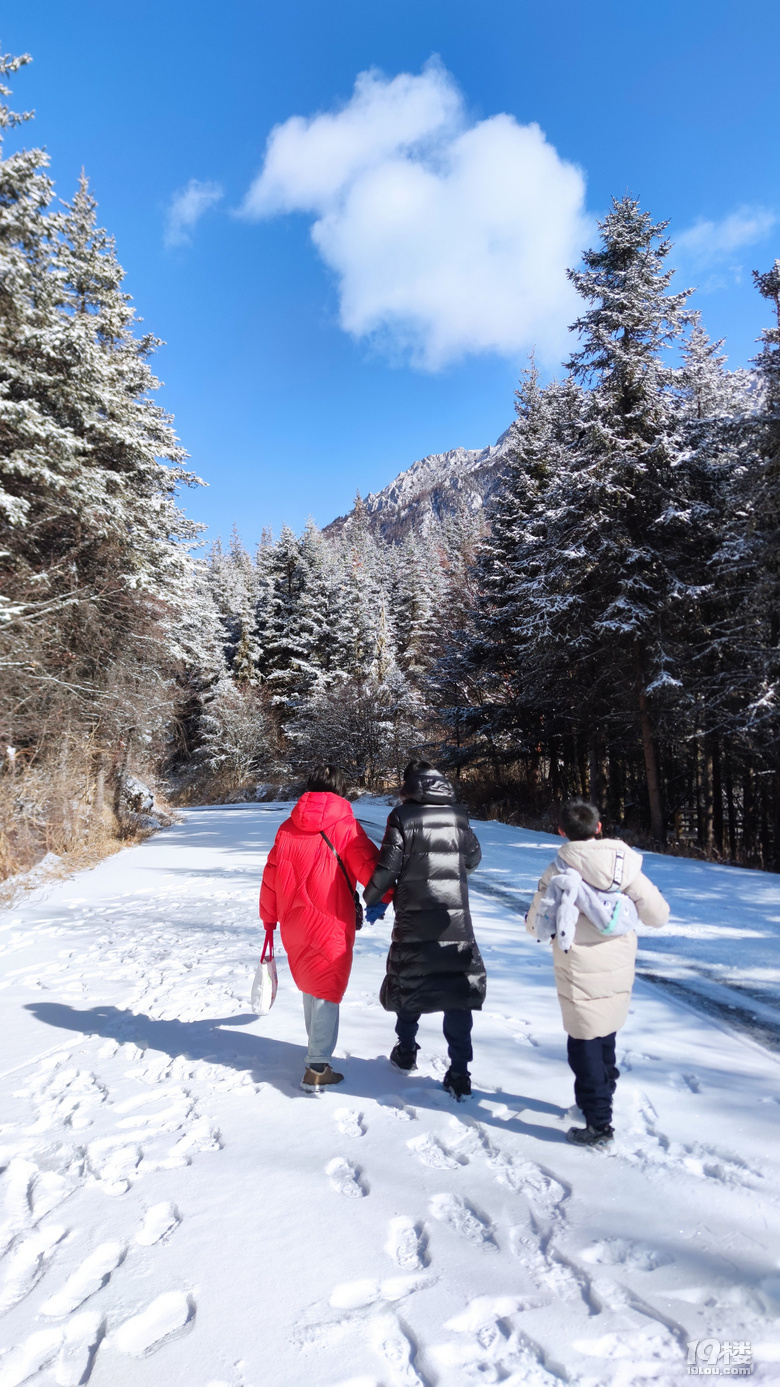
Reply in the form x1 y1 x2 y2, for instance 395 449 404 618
567 1033 619 1128
396 1009 473 1075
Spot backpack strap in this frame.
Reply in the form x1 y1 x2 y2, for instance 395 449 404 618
320 831 364 931
320 830 355 893
610 851 625 893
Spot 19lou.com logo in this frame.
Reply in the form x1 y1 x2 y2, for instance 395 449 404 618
687 1341 753 1375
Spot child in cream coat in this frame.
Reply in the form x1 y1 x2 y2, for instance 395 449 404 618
527 799 669 1147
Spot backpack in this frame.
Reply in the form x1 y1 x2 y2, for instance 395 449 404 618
532 851 640 953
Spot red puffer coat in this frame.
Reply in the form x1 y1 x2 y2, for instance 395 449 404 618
260 792 382 1003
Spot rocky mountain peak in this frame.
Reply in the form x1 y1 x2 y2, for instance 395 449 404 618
324 426 514 542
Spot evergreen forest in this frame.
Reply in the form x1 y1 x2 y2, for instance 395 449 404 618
2 51 779 877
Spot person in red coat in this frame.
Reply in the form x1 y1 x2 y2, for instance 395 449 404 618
260 764 384 1091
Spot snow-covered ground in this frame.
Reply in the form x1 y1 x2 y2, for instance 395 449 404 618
1 803 779 1387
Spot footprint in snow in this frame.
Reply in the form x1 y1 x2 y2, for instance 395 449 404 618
0 1153 80 1243
489 1154 568 1222
370 1311 425 1387
621 1090 762 1189
432 1301 561 1383
581 1237 673 1271
668 1072 702 1094
329 1273 433 1310
334 1108 366 1138
0 1326 64 1387
113 1290 195 1357
56 1310 105 1386
378 1096 417 1122
0 1224 68 1316
135 1202 181 1247
40 1241 126 1317
511 1230 592 1307
429 1194 496 1248
86 1137 142 1196
406 1133 464 1170
386 1217 427 1271
326 1158 368 1198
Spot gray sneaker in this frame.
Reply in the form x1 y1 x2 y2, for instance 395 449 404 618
301 1064 345 1092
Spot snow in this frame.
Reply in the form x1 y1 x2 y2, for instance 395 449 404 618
1 802 779 1386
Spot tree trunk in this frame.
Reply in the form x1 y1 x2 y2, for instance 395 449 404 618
94 753 105 816
702 734 714 853
577 734 590 798
635 657 665 841
709 735 723 856
743 766 755 864
549 736 562 801
725 753 737 860
588 730 601 809
608 753 625 829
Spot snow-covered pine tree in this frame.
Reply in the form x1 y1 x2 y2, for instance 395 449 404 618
326 495 393 684
389 531 445 681
729 259 780 865
656 319 756 852
207 527 261 680
433 362 573 780
535 196 694 839
283 519 344 699
165 557 230 777
749 260 780 681
0 51 79 683
52 179 201 690
1 58 200 771
258 524 308 710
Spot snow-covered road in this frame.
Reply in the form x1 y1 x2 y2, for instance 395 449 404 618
1 804 779 1387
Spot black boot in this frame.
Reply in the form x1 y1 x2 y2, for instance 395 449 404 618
443 1068 471 1101
390 1043 419 1072
566 1122 614 1148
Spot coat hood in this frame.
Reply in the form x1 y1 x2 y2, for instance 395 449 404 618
558 837 643 890
401 766 456 805
290 791 354 834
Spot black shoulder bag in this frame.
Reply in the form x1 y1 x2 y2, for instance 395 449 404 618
320 831 364 930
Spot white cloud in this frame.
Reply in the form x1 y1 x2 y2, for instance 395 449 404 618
675 205 776 270
165 179 224 247
240 62 591 369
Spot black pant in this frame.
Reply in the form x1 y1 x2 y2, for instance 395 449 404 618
567 1033 619 1129
396 1010 473 1075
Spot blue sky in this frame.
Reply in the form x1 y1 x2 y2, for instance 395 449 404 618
4 1 779 545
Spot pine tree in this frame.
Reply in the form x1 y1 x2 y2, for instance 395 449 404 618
535 196 694 838
750 260 780 681
259 524 307 708
434 363 579 777
0 51 76 638
1 60 200 762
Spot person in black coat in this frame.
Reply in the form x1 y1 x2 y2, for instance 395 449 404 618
363 760 486 1099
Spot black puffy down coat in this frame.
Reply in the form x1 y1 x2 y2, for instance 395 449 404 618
364 767 486 1014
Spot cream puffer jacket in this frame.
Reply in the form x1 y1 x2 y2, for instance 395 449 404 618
526 838 669 1040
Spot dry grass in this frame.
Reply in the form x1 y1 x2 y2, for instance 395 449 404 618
0 739 176 905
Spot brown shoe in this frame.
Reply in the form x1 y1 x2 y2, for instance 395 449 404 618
301 1064 344 1092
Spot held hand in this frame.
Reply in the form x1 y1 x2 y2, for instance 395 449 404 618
365 904 387 925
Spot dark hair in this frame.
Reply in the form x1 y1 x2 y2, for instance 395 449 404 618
403 759 433 782
306 764 347 798
559 799 601 841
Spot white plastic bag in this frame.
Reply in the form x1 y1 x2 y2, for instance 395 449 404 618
251 931 278 1016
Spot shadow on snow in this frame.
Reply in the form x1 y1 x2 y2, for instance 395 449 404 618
25 1000 567 1144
